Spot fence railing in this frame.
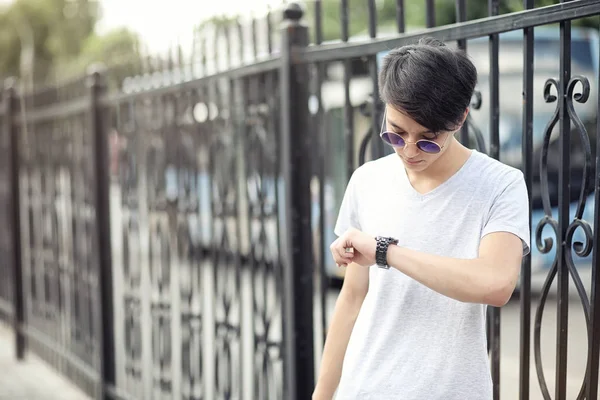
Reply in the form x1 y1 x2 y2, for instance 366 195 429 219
1 1 600 399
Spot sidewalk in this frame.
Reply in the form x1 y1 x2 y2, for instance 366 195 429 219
0 323 90 400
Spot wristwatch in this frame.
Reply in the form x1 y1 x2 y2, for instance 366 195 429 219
375 236 398 269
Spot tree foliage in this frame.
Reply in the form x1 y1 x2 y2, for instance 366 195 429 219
0 0 140 85
52 27 142 80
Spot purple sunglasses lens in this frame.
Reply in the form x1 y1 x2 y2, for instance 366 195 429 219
381 132 405 147
417 141 441 154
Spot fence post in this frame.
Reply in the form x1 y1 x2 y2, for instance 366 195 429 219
280 3 315 400
4 78 25 360
88 65 116 399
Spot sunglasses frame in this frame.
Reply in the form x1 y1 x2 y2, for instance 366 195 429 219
379 108 454 154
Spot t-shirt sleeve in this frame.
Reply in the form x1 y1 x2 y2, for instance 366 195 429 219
481 170 531 256
334 169 361 237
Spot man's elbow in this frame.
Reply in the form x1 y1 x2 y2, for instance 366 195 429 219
482 278 517 307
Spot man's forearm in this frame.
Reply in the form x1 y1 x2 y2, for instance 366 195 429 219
386 245 515 306
313 294 363 399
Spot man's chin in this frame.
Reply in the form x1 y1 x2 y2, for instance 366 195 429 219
402 159 426 169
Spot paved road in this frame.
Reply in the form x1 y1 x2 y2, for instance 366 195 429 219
0 324 90 400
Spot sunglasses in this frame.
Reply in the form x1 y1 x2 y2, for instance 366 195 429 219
379 108 453 154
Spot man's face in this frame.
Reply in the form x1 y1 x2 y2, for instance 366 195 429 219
383 105 456 172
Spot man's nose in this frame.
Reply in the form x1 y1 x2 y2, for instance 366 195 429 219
403 142 420 158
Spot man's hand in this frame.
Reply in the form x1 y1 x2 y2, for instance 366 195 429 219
330 228 376 268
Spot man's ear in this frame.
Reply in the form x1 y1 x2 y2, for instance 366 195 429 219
462 108 470 124
455 108 469 131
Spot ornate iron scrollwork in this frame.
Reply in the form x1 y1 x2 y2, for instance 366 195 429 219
179 206 203 399
122 217 143 388
149 221 173 394
534 75 594 400
116 103 145 393
210 118 242 400
0 109 14 314
465 90 487 154
177 115 204 400
244 73 284 400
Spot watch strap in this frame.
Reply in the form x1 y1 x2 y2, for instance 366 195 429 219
375 236 398 269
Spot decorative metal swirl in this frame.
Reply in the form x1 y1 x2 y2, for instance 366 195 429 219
244 84 284 400
149 221 173 394
464 90 488 154
565 77 593 223
179 214 204 400
0 113 14 309
210 110 242 400
533 75 594 400
122 217 143 386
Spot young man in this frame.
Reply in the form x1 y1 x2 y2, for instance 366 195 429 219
313 38 530 400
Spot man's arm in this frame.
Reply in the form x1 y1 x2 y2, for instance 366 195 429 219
386 232 523 306
331 229 523 307
313 262 369 400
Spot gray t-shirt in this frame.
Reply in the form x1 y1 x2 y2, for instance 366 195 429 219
333 150 530 400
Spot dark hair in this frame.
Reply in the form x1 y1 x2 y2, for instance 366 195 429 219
378 37 477 134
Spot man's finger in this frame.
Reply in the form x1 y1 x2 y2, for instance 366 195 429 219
331 237 354 268
332 245 349 266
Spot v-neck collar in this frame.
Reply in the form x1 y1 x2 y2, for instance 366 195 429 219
396 149 478 200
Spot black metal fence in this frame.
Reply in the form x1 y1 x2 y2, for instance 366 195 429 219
1 1 600 399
